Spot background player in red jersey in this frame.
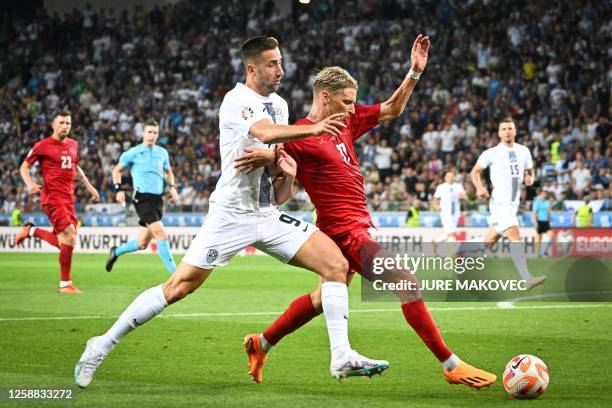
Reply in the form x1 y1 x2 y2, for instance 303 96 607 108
236 34 496 388
16 110 100 294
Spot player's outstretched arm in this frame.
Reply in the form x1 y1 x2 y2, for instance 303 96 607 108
470 164 490 199
379 34 430 122
19 161 41 195
250 113 346 144
76 165 100 203
272 150 297 204
164 168 178 202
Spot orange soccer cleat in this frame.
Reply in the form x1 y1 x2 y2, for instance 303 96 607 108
443 361 497 388
58 284 83 295
15 222 34 246
243 334 268 383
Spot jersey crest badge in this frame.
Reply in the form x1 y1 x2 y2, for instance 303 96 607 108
207 248 219 264
241 107 254 120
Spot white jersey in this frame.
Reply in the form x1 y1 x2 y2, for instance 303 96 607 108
434 182 464 215
210 82 289 213
476 142 533 208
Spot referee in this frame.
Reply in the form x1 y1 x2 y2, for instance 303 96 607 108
105 119 178 273
532 190 552 256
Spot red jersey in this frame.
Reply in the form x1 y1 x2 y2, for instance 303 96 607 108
284 104 380 237
25 136 79 205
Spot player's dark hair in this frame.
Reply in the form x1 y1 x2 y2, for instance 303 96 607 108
51 109 71 121
499 117 515 126
240 36 279 63
144 119 159 128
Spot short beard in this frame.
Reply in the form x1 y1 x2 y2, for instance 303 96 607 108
258 79 278 95
266 83 278 94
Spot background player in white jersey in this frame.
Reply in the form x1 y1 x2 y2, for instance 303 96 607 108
74 36 387 388
470 117 546 289
433 170 466 242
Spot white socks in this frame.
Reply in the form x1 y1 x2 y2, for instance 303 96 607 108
510 242 532 280
97 284 168 354
92 282 354 363
442 353 461 371
321 282 351 361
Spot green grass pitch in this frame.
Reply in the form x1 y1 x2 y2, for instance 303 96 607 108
0 253 611 407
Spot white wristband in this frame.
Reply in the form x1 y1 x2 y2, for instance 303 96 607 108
407 68 422 80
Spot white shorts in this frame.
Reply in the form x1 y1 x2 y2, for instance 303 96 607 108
183 208 318 269
440 212 460 234
487 203 519 235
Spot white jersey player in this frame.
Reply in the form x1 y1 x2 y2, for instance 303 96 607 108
433 170 466 241
471 117 545 289
74 36 388 389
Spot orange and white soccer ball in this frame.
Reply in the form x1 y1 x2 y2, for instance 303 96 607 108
503 355 549 399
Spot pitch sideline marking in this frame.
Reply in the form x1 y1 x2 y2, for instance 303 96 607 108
0 303 611 322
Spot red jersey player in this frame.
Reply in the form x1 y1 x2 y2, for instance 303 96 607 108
236 35 496 388
16 110 100 294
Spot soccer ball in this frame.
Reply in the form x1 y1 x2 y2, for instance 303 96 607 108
503 355 549 399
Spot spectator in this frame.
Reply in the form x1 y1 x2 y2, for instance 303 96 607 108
0 0 609 215
374 139 393 182
592 167 609 189
571 160 592 197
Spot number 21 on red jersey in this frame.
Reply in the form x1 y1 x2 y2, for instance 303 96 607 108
336 142 350 164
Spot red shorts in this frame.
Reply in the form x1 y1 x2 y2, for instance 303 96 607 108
329 228 382 281
43 203 78 235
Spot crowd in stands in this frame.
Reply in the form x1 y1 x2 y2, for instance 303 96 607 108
0 0 610 216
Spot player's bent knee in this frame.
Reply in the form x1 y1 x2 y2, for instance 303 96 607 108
137 239 150 250
322 256 349 283
60 226 76 239
59 232 77 246
163 280 197 304
148 223 168 240
392 267 414 283
162 263 210 304
507 230 521 242
152 231 168 240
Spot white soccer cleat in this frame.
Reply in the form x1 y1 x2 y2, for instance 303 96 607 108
330 350 389 379
527 276 547 290
74 337 108 388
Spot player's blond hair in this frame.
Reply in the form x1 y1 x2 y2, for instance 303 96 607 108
312 66 358 94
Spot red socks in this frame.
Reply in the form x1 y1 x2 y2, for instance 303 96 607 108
263 294 319 345
261 293 453 365
59 244 74 282
401 299 452 362
34 228 59 248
